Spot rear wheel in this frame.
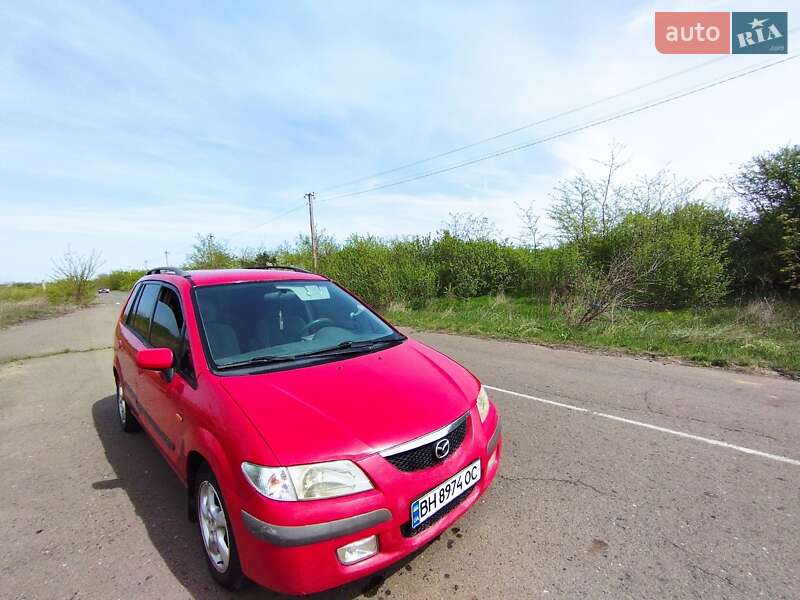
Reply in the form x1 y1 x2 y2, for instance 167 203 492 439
116 379 141 433
195 464 245 590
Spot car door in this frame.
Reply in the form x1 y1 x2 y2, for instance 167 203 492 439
116 282 143 389
138 283 195 469
118 281 160 422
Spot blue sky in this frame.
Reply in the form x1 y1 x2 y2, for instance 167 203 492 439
1 0 798 281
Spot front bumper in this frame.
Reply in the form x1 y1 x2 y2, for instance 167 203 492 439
236 410 502 595
241 507 392 547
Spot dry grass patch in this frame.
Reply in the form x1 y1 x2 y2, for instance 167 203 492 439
0 298 71 329
742 297 777 326
387 301 409 313
493 291 509 306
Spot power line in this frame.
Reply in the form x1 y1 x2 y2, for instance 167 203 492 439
231 58 747 240
148 48 798 260
226 199 308 238
316 55 732 194
317 26 799 195
317 53 798 204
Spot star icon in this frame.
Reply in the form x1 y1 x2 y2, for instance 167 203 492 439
748 17 768 29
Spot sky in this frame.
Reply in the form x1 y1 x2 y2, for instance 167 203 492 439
1 0 798 282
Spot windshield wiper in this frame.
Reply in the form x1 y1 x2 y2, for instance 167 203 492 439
216 354 298 370
216 335 405 370
293 336 404 359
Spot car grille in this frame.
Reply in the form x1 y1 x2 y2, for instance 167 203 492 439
400 487 474 537
384 418 468 472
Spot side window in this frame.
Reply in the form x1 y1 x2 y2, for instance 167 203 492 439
130 283 159 340
123 283 141 322
150 285 196 382
151 286 184 356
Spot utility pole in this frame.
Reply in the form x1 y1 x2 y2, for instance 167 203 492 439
305 192 318 271
144 259 149 271
164 250 170 266
207 234 215 268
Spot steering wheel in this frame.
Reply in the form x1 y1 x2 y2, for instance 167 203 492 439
298 318 334 337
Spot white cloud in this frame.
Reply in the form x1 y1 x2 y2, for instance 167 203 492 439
1 0 798 281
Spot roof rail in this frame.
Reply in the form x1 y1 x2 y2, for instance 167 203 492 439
243 265 313 274
146 267 188 277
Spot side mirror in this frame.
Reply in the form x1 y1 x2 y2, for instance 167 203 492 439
136 347 174 371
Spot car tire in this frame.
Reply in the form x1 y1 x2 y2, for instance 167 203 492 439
195 464 246 590
116 379 141 433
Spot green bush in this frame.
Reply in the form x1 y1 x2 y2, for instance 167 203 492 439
184 199 736 312
44 279 93 304
610 204 732 307
267 235 583 304
522 245 583 297
320 236 436 308
97 269 146 291
431 234 517 297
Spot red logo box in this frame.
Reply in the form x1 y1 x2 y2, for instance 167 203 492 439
655 12 731 54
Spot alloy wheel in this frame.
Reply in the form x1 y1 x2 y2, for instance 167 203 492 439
198 480 231 573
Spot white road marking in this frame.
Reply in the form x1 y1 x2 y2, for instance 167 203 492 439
485 384 800 467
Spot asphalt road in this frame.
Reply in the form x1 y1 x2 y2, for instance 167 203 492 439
2 293 798 599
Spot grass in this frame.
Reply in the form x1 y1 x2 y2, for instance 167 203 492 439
0 283 78 329
385 296 800 378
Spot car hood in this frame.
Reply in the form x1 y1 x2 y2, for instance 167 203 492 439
218 339 479 466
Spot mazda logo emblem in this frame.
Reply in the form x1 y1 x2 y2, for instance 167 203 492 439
434 438 450 460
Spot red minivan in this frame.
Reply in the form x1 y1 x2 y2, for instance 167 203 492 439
113 267 501 595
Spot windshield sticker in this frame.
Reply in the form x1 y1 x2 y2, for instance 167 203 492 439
275 284 331 301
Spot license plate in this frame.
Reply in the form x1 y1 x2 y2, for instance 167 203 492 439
410 459 481 529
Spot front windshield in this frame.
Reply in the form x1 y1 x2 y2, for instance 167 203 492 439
194 280 400 368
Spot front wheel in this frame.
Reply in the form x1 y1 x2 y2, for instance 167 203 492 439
196 464 245 590
116 380 141 433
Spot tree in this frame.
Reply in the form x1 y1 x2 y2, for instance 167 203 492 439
238 248 278 268
778 214 800 290
441 212 499 241
730 145 800 291
626 169 699 215
292 230 338 259
733 145 800 218
185 233 236 269
593 141 627 235
515 201 547 249
547 144 627 245
547 173 598 245
51 248 103 302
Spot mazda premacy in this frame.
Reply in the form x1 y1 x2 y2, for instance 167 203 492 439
113 267 502 595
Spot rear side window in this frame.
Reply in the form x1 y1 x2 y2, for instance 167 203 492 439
150 286 184 356
130 283 159 340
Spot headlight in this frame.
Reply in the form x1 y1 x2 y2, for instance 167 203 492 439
242 460 373 501
476 385 490 422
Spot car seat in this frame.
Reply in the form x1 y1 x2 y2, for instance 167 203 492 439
201 302 241 360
